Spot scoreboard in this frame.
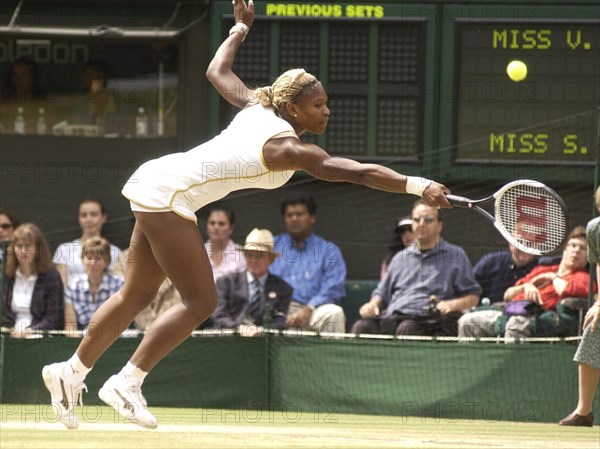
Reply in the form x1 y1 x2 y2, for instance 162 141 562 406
454 20 599 165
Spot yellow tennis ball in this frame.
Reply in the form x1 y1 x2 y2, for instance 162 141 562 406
507 60 527 82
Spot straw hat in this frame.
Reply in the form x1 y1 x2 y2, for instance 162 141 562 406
243 228 279 256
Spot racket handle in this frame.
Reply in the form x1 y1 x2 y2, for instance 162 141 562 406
446 194 473 208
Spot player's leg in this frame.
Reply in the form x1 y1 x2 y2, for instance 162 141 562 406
76 221 167 366
42 220 165 429
125 211 217 372
98 211 217 429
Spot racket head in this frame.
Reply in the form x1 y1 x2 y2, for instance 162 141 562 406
492 179 568 255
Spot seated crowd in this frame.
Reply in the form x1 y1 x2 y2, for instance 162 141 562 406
1 189 597 341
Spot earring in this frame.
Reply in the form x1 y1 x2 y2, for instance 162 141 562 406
294 114 298 117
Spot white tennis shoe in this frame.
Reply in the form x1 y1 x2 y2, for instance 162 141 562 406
41 362 87 430
98 374 157 429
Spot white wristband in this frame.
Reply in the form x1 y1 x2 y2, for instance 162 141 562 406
405 176 433 197
229 22 249 41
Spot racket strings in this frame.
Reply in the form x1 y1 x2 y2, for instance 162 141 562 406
496 184 567 254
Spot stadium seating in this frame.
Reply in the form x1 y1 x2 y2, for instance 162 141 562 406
342 279 378 332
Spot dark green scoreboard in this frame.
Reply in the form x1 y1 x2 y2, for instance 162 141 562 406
455 20 599 165
209 2 599 181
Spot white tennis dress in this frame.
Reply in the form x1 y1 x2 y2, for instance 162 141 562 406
122 103 298 222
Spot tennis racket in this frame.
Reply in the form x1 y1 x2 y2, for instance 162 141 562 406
446 179 568 255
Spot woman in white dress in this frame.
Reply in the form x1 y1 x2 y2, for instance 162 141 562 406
42 0 452 430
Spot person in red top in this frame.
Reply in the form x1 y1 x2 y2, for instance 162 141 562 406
502 226 595 341
458 226 595 341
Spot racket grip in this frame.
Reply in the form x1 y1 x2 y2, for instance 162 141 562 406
446 194 473 208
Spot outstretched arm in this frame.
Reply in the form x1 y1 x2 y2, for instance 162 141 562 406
205 0 255 108
263 138 452 208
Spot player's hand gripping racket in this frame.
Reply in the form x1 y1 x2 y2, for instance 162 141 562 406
446 179 568 255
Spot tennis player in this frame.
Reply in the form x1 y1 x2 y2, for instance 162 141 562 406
42 0 451 430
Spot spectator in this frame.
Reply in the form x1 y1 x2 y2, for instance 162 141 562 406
211 228 292 336
53 198 123 286
64 236 124 333
380 216 414 280
2 223 63 337
352 200 481 336
0 208 20 266
457 240 539 337
0 209 20 238
473 240 539 304
0 58 45 103
0 58 47 134
560 186 600 427
460 226 594 341
79 60 115 130
204 206 246 281
269 191 346 335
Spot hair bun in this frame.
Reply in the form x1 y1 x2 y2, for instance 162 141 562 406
255 85 274 107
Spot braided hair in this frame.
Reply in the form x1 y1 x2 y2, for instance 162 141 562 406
254 68 318 113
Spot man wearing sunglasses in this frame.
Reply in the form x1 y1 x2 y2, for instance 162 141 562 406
352 200 481 336
0 209 20 274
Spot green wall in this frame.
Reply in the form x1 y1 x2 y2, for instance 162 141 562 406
1 334 598 424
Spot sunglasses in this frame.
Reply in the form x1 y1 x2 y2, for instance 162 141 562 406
412 216 435 224
0 223 13 230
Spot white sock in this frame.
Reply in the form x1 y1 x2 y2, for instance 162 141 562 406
62 354 92 385
120 361 148 383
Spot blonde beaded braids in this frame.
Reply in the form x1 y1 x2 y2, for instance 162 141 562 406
254 68 318 112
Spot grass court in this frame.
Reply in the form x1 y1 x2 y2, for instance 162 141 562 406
1 405 598 449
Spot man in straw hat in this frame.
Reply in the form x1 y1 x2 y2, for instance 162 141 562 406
211 228 292 337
